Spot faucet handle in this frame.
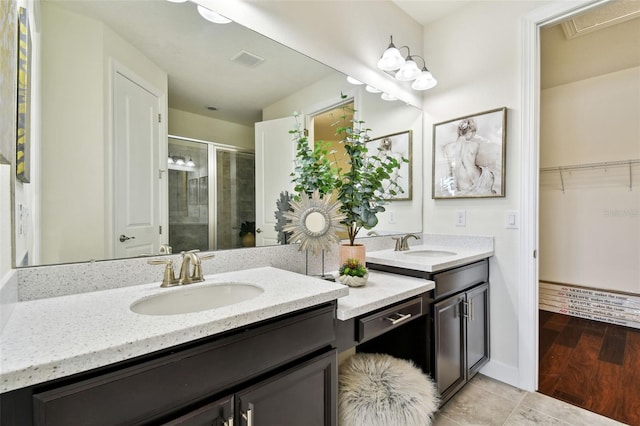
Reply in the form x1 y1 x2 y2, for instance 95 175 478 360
191 253 215 282
392 236 402 251
147 259 179 287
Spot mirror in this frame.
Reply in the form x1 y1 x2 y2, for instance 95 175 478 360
305 212 327 235
14 0 423 267
282 191 345 255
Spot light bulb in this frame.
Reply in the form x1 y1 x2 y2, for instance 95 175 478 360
365 85 381 93
176 157 185 166
186 158 195 167
197 5 232 24
167 156 175 164
381 93 397 101
347 76 363 85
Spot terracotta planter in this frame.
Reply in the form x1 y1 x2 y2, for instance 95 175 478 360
241 232 255 247
339 244 366 266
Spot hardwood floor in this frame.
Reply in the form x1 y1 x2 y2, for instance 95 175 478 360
539 310 640 425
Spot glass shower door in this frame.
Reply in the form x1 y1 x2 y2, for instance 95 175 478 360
168 136 255 252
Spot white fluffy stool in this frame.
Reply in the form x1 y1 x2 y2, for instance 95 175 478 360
338 353 439 426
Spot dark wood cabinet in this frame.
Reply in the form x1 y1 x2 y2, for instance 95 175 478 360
1 303 337 426
367 258 490 405
236 350 336 426
164 351 337 426
433 282 489 403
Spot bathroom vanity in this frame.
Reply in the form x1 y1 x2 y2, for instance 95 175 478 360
0 237 493 423
0 268 348 425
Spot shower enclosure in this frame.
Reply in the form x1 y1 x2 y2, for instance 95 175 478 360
168 136 255 253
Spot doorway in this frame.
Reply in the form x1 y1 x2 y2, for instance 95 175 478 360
168 136 255 253
536 4 640 423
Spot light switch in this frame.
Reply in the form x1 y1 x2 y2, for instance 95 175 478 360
506 211 518 229
455 210 466 227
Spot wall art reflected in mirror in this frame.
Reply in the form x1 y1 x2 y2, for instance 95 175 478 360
13 0 423 267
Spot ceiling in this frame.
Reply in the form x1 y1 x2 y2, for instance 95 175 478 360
391 0 471 25
541 3 640 89
47 0 336 126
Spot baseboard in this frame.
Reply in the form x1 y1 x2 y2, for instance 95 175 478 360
540 281 640 330
479 359 522 390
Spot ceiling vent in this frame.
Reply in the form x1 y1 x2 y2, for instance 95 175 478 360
561 0 640 39
231 50 265 68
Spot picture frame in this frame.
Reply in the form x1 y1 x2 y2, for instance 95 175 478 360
16 7 32 182
432 107 507 199
368 130 412 201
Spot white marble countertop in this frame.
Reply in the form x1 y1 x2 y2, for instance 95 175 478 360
335 270 435 320
0 267 348 393
366 243 494 273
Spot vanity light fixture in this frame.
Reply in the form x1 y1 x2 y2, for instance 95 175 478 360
365 85 381 93
377 35 437 90
175 157 186 166
380 93 398 101
186 157 196 167
196 5 232 24
346 76 364 85
166 0 232 24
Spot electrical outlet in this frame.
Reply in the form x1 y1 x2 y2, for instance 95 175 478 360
455 210 466 227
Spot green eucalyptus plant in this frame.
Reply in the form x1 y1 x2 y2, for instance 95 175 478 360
334 97 406 246
289 113 337 198
289 95 406 247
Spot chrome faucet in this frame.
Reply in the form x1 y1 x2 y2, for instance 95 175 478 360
393 233 421 251
178 250 215 285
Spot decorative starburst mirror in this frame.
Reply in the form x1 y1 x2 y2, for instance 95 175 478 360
283 190 346 254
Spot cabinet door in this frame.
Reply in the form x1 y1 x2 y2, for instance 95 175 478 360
466 283 489 377
433 294 466 401
236 350 337 426
163 395 233 426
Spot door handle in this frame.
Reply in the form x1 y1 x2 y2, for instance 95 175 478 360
241 407 253 426
255 228 263 234
119 234 136 242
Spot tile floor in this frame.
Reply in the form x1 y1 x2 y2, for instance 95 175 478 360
432 374 626 426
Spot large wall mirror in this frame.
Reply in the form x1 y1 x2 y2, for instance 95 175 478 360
14 0 423 267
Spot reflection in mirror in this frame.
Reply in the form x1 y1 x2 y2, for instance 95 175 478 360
304 212 327 234
14 0 422 267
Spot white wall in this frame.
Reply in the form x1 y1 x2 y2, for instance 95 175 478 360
422 1 552 386
540 67 640 293
168 108 254 150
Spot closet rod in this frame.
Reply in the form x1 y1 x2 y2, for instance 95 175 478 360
540 159 640 192
539 159 640 173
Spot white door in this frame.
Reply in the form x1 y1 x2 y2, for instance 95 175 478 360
255 116 298 246
113 71 161 257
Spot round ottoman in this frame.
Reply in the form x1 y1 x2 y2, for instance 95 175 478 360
338 353 439 426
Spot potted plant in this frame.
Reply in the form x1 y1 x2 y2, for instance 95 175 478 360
333 96 405 262
288 95 405 263
239 221 256 247
337 258 369 287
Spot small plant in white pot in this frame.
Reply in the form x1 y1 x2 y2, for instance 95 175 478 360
337 258 369 287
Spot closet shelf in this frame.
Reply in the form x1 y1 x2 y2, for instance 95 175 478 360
540 159 640 193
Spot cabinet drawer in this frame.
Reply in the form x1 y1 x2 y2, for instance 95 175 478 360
32 304 335 425
433 260 488 300
358 297 423 342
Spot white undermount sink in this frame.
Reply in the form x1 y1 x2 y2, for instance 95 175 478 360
131 283 264 316
402 249 458 258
